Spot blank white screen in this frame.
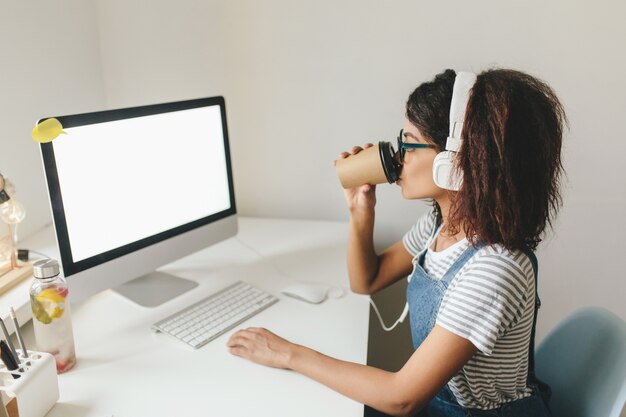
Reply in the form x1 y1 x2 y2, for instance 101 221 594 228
52 105 231 262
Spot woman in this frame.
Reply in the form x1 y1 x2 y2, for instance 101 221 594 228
227 68 565 416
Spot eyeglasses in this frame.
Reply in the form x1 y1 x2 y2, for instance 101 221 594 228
396 129 436 162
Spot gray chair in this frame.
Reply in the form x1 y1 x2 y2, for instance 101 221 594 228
535 306 626 417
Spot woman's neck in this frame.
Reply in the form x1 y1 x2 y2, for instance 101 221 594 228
434 196 466 251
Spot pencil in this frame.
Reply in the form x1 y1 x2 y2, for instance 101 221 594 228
0 317 19 364
9 308 28 359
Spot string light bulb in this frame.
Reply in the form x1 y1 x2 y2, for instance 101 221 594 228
0 173 26 224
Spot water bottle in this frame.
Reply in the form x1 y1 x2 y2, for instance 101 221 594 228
29 259 76 373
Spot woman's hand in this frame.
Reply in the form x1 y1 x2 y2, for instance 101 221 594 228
227 327 295 369
335 144 377 214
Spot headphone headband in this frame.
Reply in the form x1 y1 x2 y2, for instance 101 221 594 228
445 71 477 152
432 71 477 191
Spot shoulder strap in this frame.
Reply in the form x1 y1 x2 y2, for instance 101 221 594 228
522 248 540 380
441 244 480 284
522 248 553 404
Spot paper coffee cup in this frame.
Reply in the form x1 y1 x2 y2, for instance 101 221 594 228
335 143 390 189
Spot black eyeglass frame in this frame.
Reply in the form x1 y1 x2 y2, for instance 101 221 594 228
396 129 437 162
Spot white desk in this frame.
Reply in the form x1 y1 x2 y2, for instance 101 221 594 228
8 217 370 417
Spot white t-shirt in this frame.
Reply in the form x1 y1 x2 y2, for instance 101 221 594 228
403 210 536 409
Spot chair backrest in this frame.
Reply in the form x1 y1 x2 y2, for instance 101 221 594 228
535 306 626 417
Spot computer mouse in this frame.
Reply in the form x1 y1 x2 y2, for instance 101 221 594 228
281 282 331 304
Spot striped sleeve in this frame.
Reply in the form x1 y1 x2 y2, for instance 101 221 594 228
435 250 533 355
402 210 436 256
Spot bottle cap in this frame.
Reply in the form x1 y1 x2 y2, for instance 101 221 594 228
33 259 61 279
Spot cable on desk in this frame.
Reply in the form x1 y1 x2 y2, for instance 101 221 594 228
234 236 295 280
236 237 409 326
234 236 346 300
17 249 51 262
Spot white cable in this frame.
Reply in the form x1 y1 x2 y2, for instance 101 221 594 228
235 236 345 297
369 298 409 332
28 250 50 259
235 236 294 280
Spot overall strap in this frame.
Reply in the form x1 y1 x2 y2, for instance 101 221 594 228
441 244 480 285
522 247 540 381
522 247 553 406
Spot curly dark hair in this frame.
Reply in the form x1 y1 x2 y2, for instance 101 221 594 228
406 69 566 251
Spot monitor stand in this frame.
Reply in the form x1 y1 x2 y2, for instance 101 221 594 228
113 271 199 307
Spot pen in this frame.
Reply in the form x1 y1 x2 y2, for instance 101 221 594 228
9 308 27 360
0 339 20 379
0 318 19 365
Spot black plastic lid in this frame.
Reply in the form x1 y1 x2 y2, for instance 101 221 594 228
378 141 400 183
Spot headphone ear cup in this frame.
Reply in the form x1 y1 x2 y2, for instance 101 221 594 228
433 151 462 191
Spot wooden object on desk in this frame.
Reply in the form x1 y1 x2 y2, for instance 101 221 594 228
6 397 18 417
0 397 19 417
0 263 33 296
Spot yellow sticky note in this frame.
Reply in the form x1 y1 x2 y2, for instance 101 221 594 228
32 118 67 143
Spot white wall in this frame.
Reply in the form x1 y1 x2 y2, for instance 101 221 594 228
91 0 626 340
4 0 625 341
0 0 106 239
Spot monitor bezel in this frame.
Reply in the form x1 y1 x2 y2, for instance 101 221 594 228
40 96 237 278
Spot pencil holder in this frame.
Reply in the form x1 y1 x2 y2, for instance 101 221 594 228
0 350 59 417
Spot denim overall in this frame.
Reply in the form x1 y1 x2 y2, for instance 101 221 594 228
407 224 551 417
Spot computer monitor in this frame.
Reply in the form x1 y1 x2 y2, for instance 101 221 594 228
39 96 237 306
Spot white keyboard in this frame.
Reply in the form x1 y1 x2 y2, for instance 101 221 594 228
152 281 278 349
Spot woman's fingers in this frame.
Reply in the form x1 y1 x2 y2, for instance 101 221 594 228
228 345 246 357
351 146 363 154
246 327 266 334
228 329 255 345
336 143 374 162
335 145 364 165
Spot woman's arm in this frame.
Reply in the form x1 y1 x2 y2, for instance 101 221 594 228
347 212 415 295
227 325 477 417
340 145 414 295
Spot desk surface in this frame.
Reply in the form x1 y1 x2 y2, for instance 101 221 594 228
13 217 370 417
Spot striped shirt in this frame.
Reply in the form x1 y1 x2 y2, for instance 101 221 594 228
403 210 535 409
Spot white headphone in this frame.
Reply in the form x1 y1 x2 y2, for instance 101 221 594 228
432 71 477 191
371 72 478 332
